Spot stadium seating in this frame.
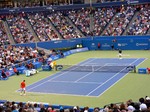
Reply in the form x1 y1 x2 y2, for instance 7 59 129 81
0 45 45 69
68 7 116 36
0 20 10 45
0 2 150 111
6 13 36 43
48 11 82 39
103 6 136 36
0 4 149 44
27 12 59 41
127 4 150 35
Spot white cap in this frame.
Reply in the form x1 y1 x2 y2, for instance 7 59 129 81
140 103 147 110
73 106 77 110
146 97 150 100
127 105 135 111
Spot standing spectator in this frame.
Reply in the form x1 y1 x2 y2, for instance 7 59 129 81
147 68 150 74
97 43 101 49
1 69 7 78
13 67 19 75
111 44 114 50
139 97 147 111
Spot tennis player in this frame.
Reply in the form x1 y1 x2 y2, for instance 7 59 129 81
118 49 122 59
20 80 26 96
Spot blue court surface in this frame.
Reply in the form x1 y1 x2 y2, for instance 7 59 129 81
24 58 145 97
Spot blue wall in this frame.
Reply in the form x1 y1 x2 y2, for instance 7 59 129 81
14 38 84 49
37 38 83 49
14 36 150 50
82 36 150 50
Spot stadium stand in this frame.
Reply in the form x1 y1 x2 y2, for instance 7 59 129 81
0 19 10 45
0 45 45 69
0 3 149 44
103 5 136 36
27 12 60 41
0 0 150 111
68 7 116 36
48 11 83 39
127 4 150 35
6 13 36 43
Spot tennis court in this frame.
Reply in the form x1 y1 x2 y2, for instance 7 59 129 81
25 58 145 97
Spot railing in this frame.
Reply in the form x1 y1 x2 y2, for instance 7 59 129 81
0 1 133 14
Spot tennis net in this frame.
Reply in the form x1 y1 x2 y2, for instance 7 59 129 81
55 64 136 73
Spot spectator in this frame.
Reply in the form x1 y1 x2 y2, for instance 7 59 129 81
13 67 19 75
139 97 147 111
147 68 150 74
1 69 7 78
97 43 101 49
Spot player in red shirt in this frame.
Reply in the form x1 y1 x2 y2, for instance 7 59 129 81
20 80 26 95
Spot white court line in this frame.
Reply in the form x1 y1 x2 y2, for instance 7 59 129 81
25 91 96 97
116 54 130 56
28 59 147 97
74 63 108 82
49 80 103 85
96 58 147 97
26 58 96 91
86 58 140 96
16 58 93 92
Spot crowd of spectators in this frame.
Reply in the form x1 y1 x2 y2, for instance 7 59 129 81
101 97 150 112
103 6 136 36
0 45 45 69
68 7 115 36
6 13 35 43
27 12 59 41
68 8 91 36
127 4 150 35
48 11 82 39
0 4 149 45
0 20 10 46
94 8 116 36
0 96 150 112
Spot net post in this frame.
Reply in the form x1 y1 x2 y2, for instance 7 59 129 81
92 65 94 72
55 65 57 71
134 65 136 73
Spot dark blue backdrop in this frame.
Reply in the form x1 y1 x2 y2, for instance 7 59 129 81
14 36 150 50
82 36 150 50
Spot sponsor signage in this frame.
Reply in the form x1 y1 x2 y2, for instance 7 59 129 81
117 43 128 47
127 0 139 4
102 43 110 48
136 43 148 46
